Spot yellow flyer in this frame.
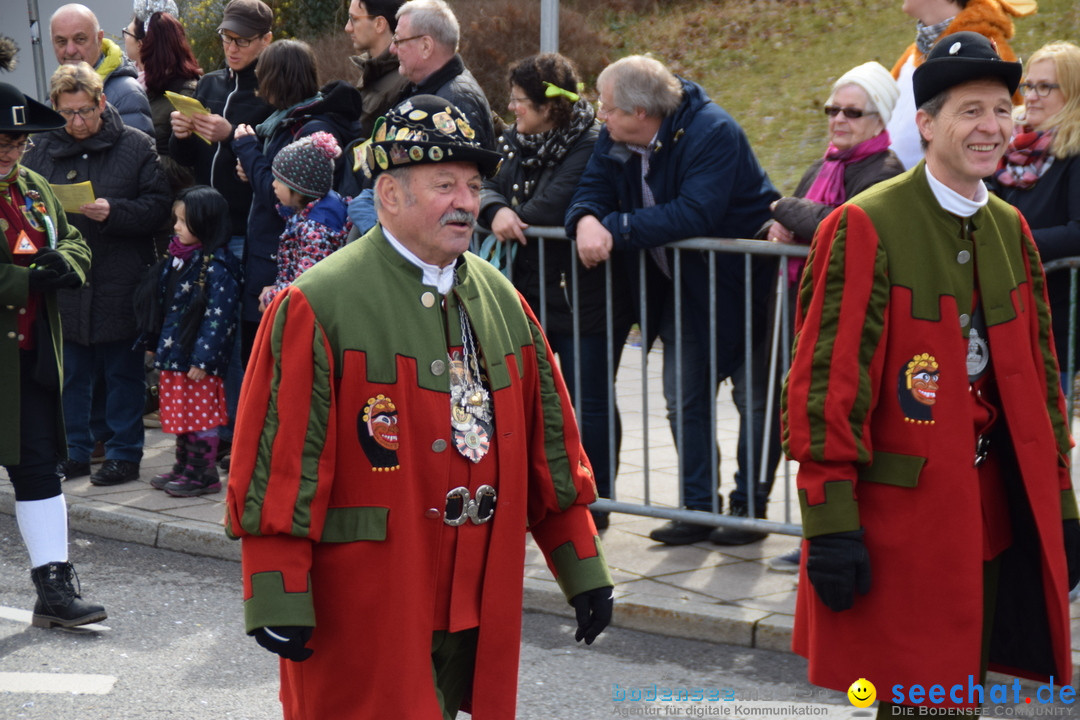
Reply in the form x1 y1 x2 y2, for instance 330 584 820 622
165 91 212 144
48 181 96 214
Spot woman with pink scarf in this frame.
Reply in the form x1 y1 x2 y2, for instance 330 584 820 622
766 61 904 276
763 60 904 574
990 41 1080 391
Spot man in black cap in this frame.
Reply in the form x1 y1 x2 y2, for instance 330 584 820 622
783 31 1079 716
225 95 613 720
0 81 103 629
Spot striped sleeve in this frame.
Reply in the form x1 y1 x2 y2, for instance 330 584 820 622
782 205 889 537
225 288 338 541
517 293 612 599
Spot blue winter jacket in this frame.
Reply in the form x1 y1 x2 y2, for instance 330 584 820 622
564 78 779 377
153 246 242 378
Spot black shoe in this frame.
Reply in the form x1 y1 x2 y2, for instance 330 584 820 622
90 459 140 486
648 520 713 546
768 547 801 573
591 509 610 531
56 458 91 481
30 562 107 629
709 525 767 545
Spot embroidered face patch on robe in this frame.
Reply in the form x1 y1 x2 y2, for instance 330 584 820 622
357 394 400 471
898 352 939 424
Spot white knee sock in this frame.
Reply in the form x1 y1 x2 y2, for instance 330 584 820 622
15 496 69 568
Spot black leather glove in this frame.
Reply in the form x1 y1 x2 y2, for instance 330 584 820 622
251 626 314 662
29 248 72 275
570 585 613 645
1064 519 1080 591
42 270 82 290
806 529 872 612
27 266 60 292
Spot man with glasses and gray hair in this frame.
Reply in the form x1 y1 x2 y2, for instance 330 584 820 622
566 55 780 546
390 0 494 150
50 3 152 135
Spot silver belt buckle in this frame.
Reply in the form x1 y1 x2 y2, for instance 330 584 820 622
443 485 497 526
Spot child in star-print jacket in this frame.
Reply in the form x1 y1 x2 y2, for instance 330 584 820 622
257 131 351 312
150 186 241 498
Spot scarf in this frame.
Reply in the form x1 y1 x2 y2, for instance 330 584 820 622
916 17 955 58
806 131 892 207
516 99 596 176
255 93 323 144
168 234 201 268
785 131 891 285
994 125 1056 190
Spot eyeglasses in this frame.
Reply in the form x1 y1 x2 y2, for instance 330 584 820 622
1018 81 1061 97
596 99 619 117
347 13 376 24
0 138 33 156
824 105 878 119
390 33 426 46
218 31 260 48
121 28 138 41
508 95 531 107
57 106 99 121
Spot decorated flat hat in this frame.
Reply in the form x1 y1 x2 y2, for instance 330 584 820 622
363 95 502 179
0 82 65 133
913 31 1022 108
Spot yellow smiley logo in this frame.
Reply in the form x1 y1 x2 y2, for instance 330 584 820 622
847 678 877 708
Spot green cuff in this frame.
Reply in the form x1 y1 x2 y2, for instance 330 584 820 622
1062 490 1079 521
244 571 316 634
799 480 861 538
550 537 613 601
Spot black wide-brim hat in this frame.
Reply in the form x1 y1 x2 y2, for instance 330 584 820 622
363 95 502 179
0 82 65 133
913 31 1022 108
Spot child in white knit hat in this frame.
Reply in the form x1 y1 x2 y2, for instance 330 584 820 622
258 131 352 311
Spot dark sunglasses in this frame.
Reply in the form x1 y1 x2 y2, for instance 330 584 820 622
824 105 878 119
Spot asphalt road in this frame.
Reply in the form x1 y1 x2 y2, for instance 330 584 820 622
0 516 858 719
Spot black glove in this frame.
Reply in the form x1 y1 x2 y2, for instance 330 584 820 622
570 585 613 645
251 625 314 662
806 529 872 612
29 248 72 275
1064 519 1080 591
27 265 60 292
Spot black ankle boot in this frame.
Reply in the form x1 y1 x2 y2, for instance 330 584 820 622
30 562 107 629
151 434 188 490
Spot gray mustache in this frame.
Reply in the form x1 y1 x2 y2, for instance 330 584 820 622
440 210 476 229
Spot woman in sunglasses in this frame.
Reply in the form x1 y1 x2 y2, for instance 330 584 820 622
762 60 903 573
990 41 1080 392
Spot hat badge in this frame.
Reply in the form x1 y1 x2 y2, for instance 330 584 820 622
949 41 962 55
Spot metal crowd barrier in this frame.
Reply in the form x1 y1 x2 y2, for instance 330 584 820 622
1041 257 1080 421
474 227 810 538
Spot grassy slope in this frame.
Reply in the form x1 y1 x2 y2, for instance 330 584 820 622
592 0 1080 193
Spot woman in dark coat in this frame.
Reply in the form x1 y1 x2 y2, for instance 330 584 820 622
991 41 1080 391
232 39 362 359
479 53 630 528
0 80 104 628
23 62 170 487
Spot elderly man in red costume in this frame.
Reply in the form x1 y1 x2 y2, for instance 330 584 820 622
784 32 1080 718
226 94 613 720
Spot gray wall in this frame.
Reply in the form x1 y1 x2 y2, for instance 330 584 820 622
3 0 135 102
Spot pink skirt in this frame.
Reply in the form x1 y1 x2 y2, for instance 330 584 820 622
158 370 228 434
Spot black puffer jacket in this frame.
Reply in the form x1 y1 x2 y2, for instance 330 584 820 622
403 54 495 150
23 104 170 345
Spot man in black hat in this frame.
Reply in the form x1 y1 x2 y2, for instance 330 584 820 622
783 31 1079 715
225 95 613 720
0 81 104 629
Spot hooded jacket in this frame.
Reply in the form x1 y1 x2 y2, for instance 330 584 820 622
232 80 362 323
95 38 153 136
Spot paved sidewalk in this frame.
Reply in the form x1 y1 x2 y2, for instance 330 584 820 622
3 345 1079 667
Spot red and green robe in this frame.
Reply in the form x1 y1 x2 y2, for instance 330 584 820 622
226 226 611 719
783 163 1075 706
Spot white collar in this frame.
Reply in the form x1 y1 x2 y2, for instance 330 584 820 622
382 226 457 295
924 164 988 218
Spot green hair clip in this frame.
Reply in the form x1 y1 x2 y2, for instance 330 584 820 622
543 81 583 103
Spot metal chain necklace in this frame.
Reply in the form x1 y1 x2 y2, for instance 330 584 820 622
449 302 493 462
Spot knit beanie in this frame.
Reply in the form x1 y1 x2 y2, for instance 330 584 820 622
833 61 900 125
272 132 341 199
